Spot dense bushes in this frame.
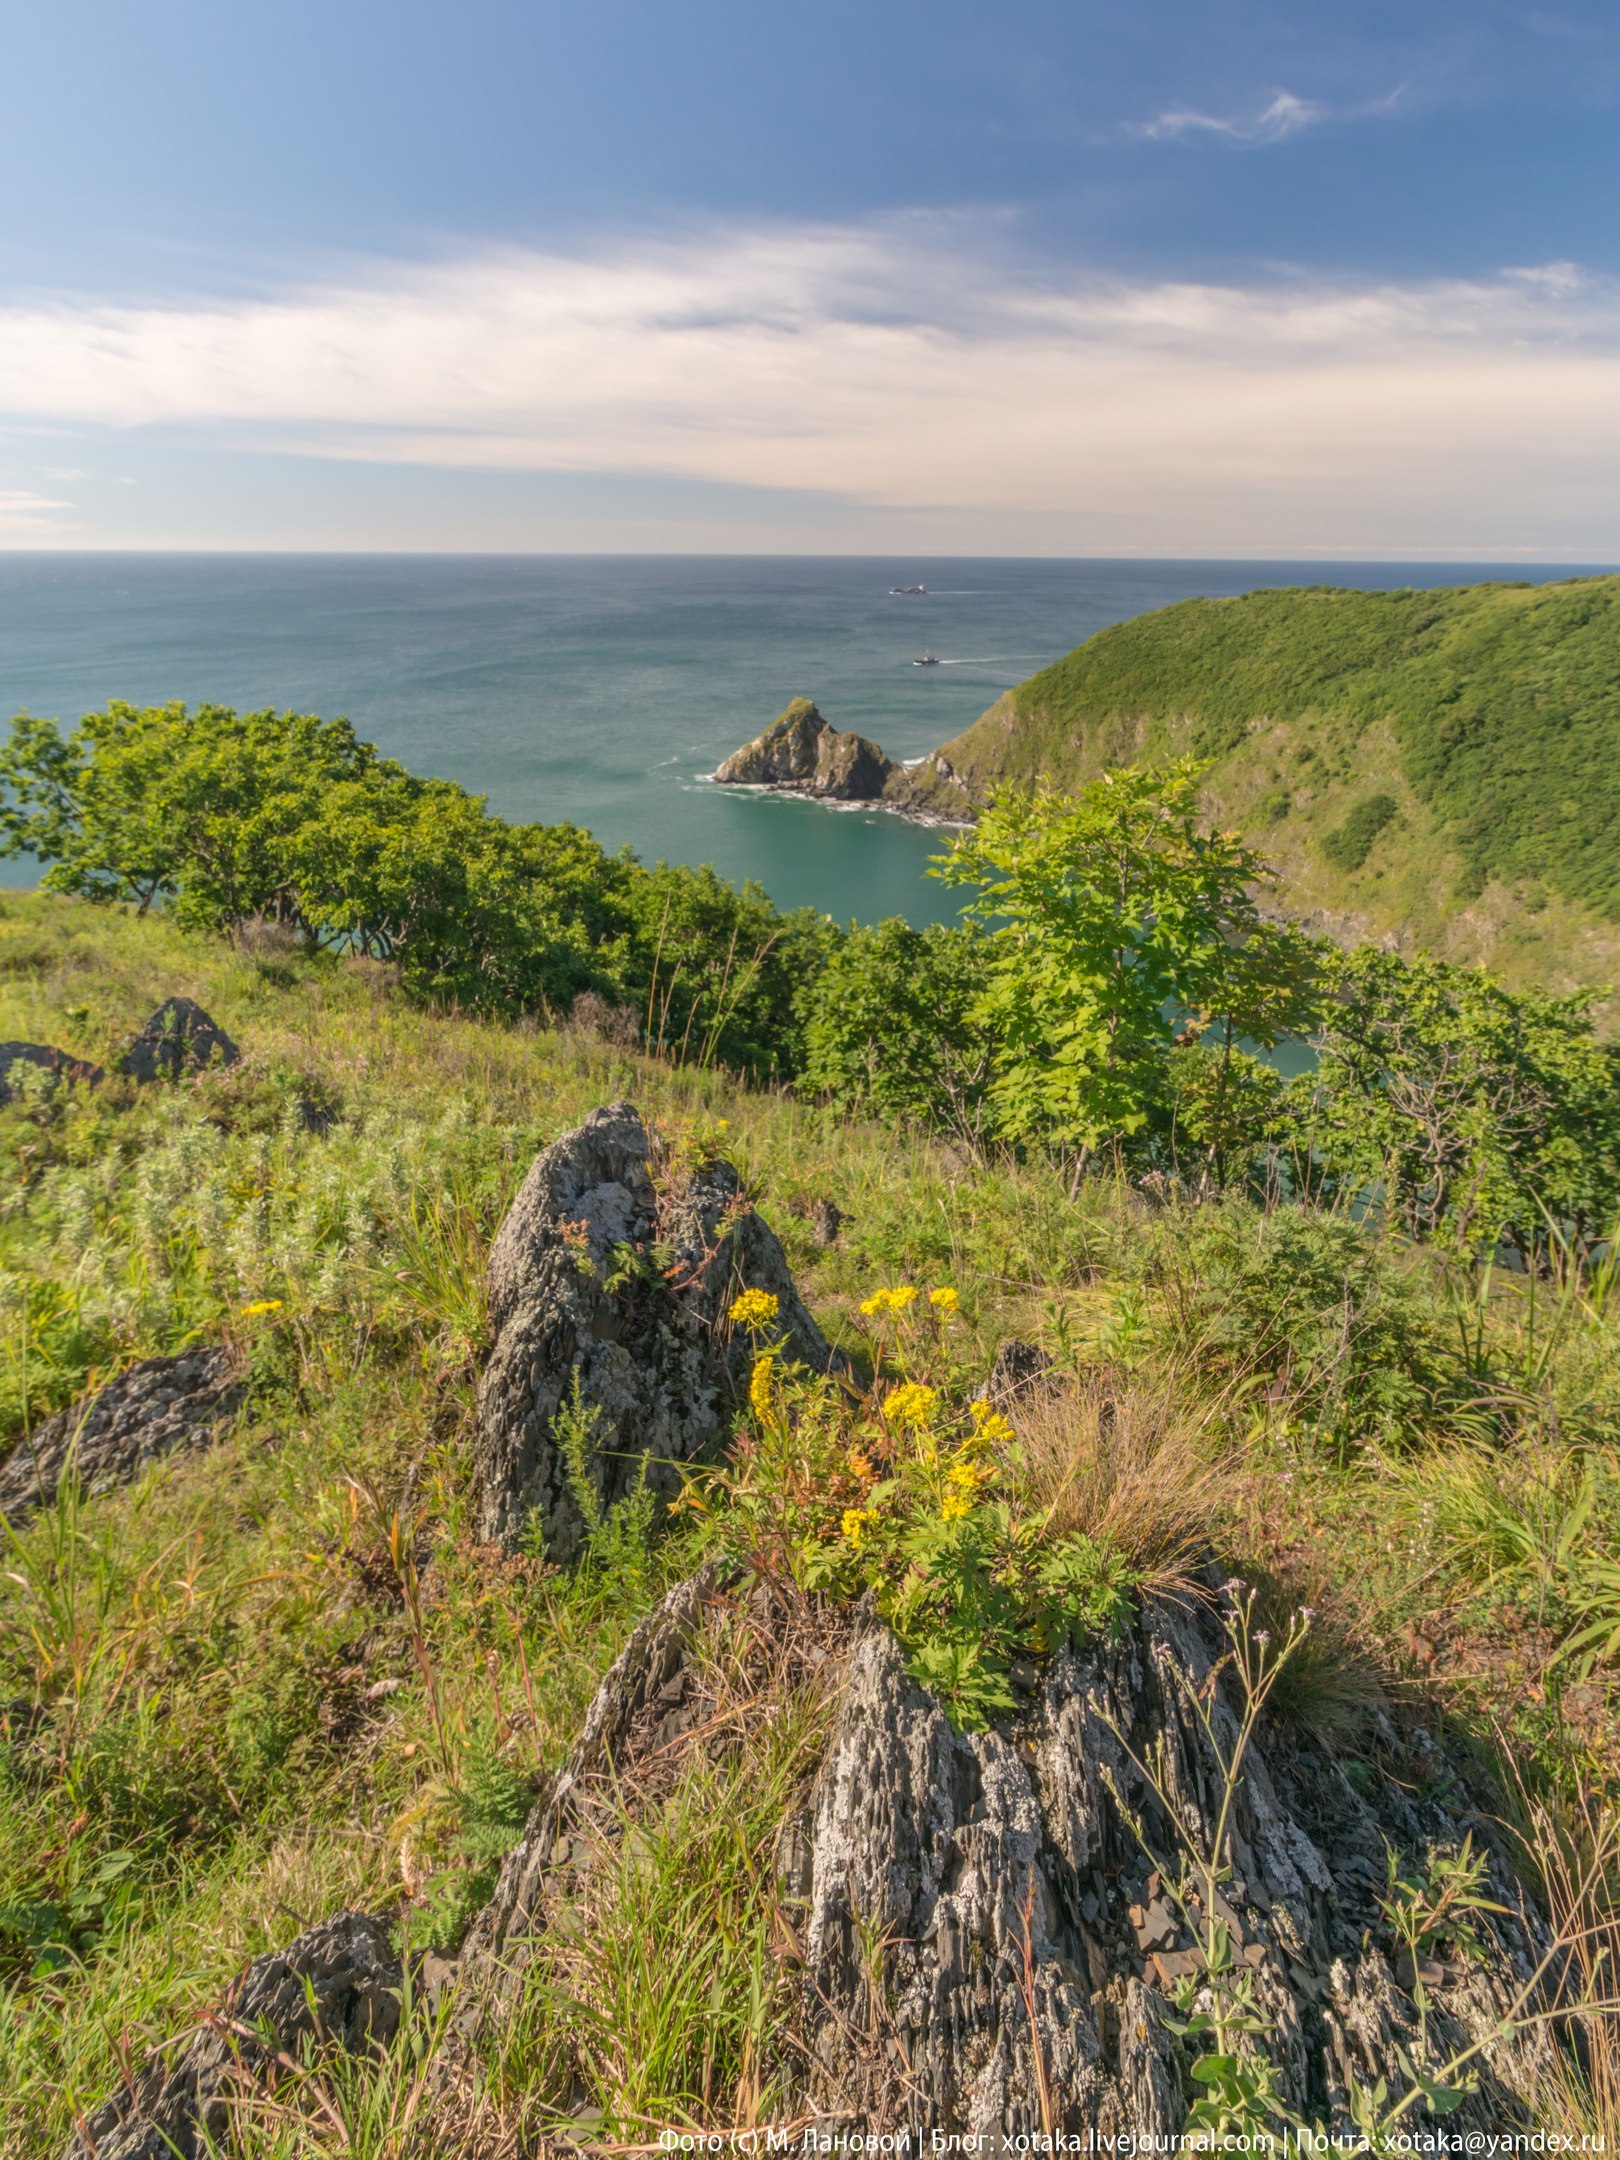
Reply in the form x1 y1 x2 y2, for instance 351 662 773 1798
7 703 1620 1267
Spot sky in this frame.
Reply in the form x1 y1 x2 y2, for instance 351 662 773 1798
3 0 1619 556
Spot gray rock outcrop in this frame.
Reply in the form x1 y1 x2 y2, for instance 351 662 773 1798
0 1041 105 1106
119 998 240 1084
474 1103 838 1557
713 699 897 801
65 1911 399 2160
459 1571 1556 2139
1 1349 244 1522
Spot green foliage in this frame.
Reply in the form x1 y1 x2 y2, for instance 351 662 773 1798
797 916 990 1123
1287 945 1620 1262
935 762 1314 1153
1320 790 1398 872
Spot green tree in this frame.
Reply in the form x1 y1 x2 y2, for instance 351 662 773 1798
934 763 1300 1157
797 918 990 1126
1284 946 1620 1265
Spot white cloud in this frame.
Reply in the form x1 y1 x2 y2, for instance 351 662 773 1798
1139 88 1324 145
0 224 1618 553
0 487 72 535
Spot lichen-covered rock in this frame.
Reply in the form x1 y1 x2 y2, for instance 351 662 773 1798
0 1040 105 1105
475 1103 837 1556
119 997 240 1084
65 1911 400 2160
713 699 896 801
0 1349 243 1522
458 1566 1556 2140
794 1601 1553 2136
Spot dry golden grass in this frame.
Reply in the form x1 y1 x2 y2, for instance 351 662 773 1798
1014 1364 1240 1600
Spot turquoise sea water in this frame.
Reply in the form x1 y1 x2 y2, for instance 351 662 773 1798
0 555 1608 924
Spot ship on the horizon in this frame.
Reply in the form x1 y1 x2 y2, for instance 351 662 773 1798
888 583 926 595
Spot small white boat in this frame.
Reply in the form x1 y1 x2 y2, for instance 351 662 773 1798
888 584 926 595
912 650 939 666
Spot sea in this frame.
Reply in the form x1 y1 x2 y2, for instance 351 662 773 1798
0 554 1608 926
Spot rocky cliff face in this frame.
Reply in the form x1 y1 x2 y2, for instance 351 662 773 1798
712 698 897 802
474 1102 839 1558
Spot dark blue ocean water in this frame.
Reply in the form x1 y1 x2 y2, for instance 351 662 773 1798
0 555 1608 924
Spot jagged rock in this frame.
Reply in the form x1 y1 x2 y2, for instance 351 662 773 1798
713 699 896 801
986 1336 1056 1405
459 1571 1556 2139
0 1040 104 1105
474 1103 838 1557
810 1197 845 1249
0 1349 244 1522
119 998 240 1084
65 1911 399 2160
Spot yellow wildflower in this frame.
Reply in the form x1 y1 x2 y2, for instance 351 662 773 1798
884 1381 938 1427
729 1287 780 1332
242 1298 283 1316
858 1285 919 1317
928 1286 959 1311
748 1352 776 1421
842 1507 870 1547
968 1399 1014 1447
947 1460 979 1490
941 1489 972 1522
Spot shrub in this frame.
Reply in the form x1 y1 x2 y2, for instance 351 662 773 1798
1319 791 1397 872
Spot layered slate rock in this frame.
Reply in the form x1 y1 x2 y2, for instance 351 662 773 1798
460 1571 1555 2140
474 1102 837 1558
712 698 896 801
65 1911 399 2160
119 997 240 1084
0 1349 244 1522
0 1040 104 1106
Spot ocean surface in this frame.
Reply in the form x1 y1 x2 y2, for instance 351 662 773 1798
0 554 1609 925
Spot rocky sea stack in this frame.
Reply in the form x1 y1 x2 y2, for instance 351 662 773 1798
712 697 897 801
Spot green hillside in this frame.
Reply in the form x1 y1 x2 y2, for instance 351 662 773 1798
904 576 1620 1006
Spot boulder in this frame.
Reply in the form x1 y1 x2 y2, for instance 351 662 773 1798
474 1103 838 1557
459 1572 1557 2140
713 698 896 802
65 1911 399 2160
0 1349 244 1522
0 1041 104 1106
119 998 240 1084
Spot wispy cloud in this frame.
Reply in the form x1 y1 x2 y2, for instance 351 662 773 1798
0 488 72 536
1139 88 1324 146
0 222 1617 553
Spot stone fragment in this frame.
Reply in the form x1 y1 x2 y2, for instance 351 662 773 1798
119 997 240 1084
475 1104 837 1556
0 1348 243 1523
0 1040 104 1105
65 1911 399 2160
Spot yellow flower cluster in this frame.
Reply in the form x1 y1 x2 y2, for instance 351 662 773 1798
967 1398 1015 1447
748 1352 776 1421
242 1298 283 1317
842 1507 872 1547
728 1288 781 1331
859 1285 918 1317
883 1381 939 1427
941 1489 973 1521
928 1286 959 1311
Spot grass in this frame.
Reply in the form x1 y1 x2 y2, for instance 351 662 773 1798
1 884 1618 2148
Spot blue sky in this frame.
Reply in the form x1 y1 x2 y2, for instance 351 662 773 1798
3 0 1618 554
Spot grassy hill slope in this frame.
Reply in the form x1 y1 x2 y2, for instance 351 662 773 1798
904 576 1620 1008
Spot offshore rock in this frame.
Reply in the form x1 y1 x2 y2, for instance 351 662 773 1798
713 698 896 801
0 1349 244 1523
474 1103 837 1557
119 997 240 1084
65 1910 400 2160
0 1040 105 1106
